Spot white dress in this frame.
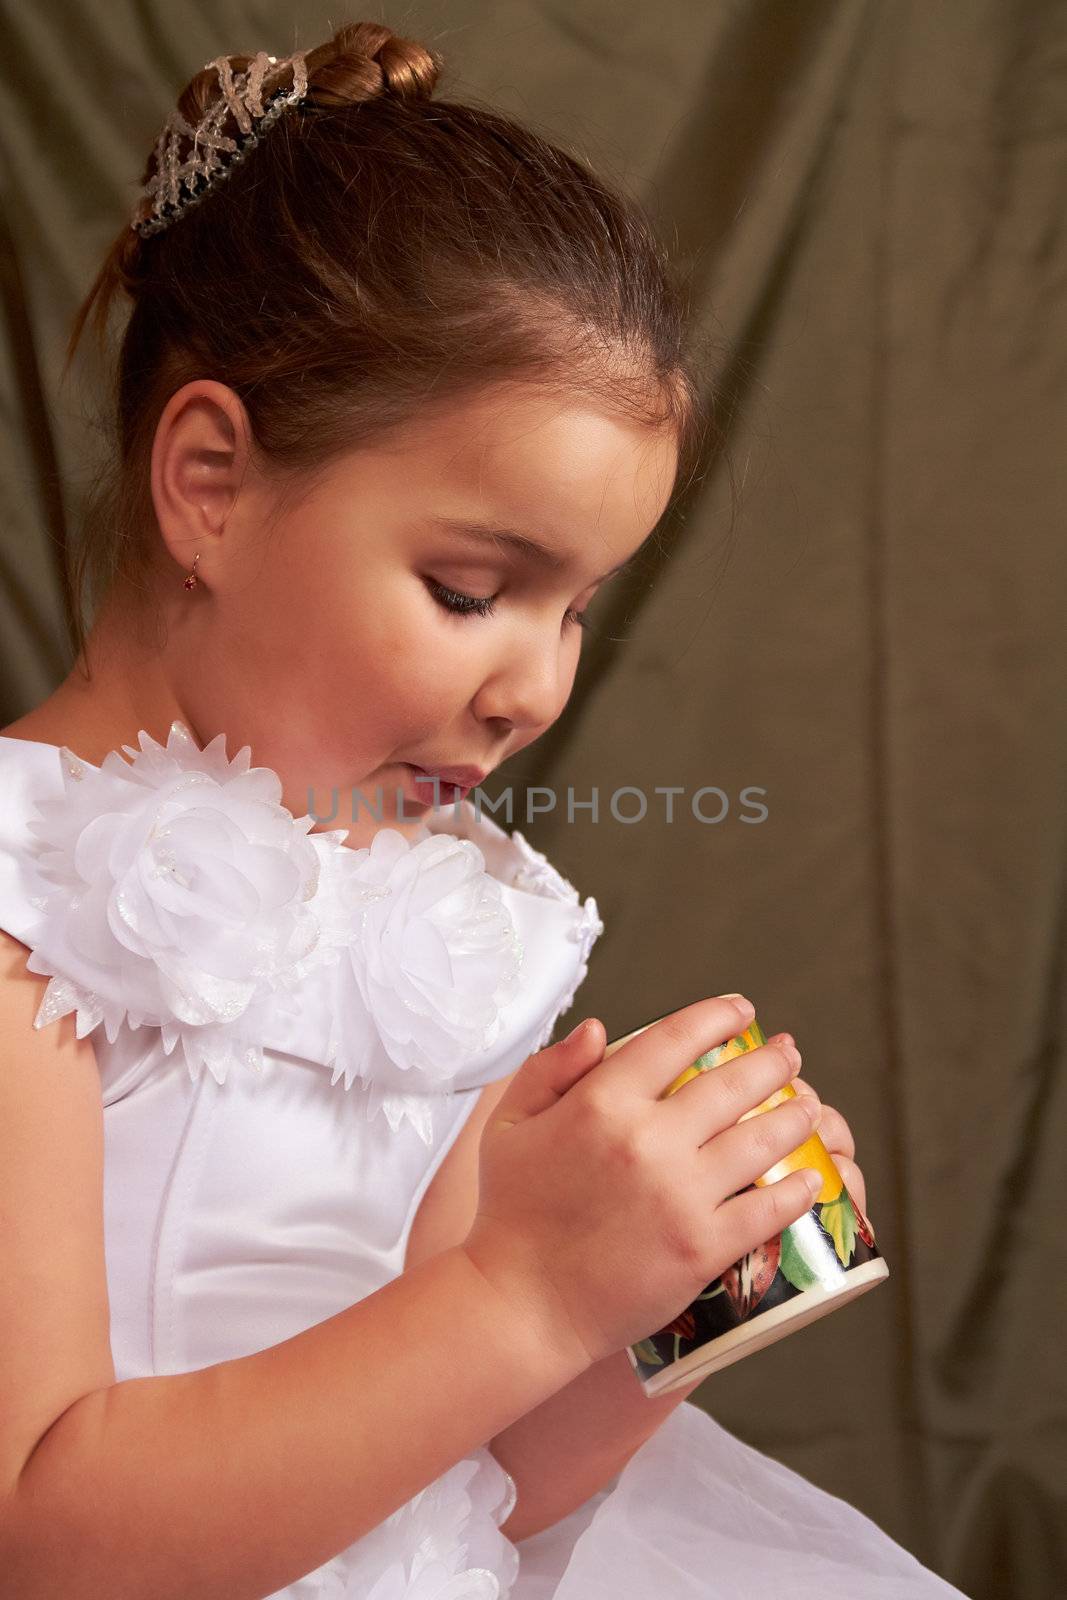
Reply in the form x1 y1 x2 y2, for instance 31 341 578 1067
0 724 967 1600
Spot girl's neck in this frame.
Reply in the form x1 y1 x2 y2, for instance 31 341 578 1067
3 587 191 766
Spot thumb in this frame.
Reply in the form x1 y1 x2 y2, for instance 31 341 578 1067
491 1017 606 1129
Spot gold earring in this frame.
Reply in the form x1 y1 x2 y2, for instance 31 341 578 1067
183 552 201 591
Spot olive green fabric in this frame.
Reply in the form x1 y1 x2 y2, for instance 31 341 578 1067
1 4 1064 1596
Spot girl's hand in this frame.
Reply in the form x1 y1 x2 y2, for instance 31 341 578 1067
464 997 828 1369
769 1032 867 1216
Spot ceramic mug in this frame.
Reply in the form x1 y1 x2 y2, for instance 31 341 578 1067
604 1014 889 1397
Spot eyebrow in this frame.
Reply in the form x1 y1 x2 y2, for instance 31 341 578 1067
428 516 640 584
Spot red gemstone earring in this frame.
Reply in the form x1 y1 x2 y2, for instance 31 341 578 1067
183 552 201 591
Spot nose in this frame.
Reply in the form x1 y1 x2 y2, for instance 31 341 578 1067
471 621 574 736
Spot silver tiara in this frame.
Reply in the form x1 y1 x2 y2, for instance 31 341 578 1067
131 49 310 238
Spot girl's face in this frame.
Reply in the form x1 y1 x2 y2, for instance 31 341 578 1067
149 377 678 848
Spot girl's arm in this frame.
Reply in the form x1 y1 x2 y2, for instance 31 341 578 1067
491 1354 706 1541
415 1053 865 1546
4 1249 583 1599
406 1061 705 1542
0 942 589 1600
489 1080 868 1544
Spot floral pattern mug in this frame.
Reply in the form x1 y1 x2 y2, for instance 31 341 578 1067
605 1015 890 1397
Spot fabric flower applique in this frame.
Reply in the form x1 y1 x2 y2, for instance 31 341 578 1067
23 721 382 1086
318 826 525 1139
508 827 583 903
359 1558 500 1600
534 890 604 1050
508 830 604 1052
323 1451 519 1600
19 723 598 1134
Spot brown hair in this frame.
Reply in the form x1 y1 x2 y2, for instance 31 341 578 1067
64 19 713 663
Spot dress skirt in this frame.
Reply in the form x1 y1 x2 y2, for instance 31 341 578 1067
510 1401 965 1599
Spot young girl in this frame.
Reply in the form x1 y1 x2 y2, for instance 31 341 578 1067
0 22 967 1599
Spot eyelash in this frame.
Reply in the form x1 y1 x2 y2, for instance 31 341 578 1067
427 579 592 631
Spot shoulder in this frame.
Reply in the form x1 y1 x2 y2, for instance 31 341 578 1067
0 924 102 1106
0 736 125 1091
0 923 114 1492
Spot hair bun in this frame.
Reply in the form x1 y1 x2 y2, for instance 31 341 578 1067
304 20 441 106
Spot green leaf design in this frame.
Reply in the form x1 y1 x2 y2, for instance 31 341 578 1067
779 1225 825 1292
820 1191 858 1265
631 1338 664 1366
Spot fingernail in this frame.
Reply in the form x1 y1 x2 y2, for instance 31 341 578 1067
802 1169 822 1199
564 1018 589 1044
720 993 756 1023
802 1097 822 1126
782 1042 802 1074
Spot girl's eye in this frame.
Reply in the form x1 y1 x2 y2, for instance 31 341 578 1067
426 579 591 631
427 579 497 618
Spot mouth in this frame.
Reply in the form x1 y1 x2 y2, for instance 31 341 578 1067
401 763 487 802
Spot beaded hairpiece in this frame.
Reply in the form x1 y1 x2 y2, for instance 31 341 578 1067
131 49 310 238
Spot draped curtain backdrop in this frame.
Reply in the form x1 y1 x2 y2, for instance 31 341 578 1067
2 4 1064 1597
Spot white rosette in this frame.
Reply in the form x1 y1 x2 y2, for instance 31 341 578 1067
318 826 525 1137
535 891 604 1049
508 827 583 903
22 720 364 1085
328 1450 518 1599
509 830 605 1052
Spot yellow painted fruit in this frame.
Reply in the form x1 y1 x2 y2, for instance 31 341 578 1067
775 1086 844 1204
816 1160 845 1205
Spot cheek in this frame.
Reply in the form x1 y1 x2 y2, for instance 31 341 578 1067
553 643 582 719
241 564 486 741
333 604 471 739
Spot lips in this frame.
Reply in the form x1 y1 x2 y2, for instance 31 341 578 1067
408 763 488 788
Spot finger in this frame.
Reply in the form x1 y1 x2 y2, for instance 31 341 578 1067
813 1103 854 1163
772 1044 819 1107
703 1095 820 1199
833 1153 867 1217
791 1077 855 1164
714 1169 821 1260
662 1039 801 1143
599 995 759 1102
492 1017 606 1127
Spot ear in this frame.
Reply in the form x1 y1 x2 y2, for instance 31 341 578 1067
150 379 254 587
